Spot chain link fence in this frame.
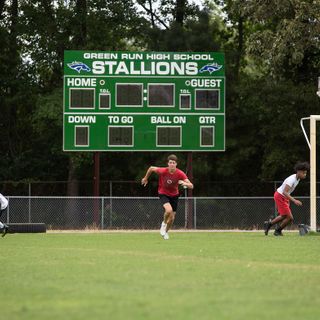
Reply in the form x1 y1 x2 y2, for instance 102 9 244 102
1 196 317 230
0 180 313 197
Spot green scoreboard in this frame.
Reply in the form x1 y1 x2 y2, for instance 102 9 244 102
63 51 225 151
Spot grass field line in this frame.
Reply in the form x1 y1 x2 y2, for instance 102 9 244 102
7 243 320 271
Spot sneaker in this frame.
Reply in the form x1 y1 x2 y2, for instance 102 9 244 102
163 232 169 240
1 224 9 237
274 229 283 236
264 220 272 236
160 222 167 237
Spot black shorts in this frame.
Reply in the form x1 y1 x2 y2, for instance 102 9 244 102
159 194 179 212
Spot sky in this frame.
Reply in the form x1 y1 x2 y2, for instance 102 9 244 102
192 0 205 8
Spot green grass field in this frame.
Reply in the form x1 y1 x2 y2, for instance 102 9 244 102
2 231 320 320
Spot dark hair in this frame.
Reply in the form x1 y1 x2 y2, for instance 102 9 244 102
167 154 178 162
294 161 310 172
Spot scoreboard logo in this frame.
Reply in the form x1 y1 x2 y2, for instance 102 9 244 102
199 63 222 74
67 61 91 73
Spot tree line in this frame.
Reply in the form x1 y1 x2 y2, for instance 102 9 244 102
0 0 319 196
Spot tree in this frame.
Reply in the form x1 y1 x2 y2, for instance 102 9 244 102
215 0 320 182
238 0 320 81
2 0 319 196
0 0 37 180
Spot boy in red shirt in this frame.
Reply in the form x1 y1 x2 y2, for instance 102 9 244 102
141 154 193 240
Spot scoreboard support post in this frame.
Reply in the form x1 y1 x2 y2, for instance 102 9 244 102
186 152 194 229
93 152 100 225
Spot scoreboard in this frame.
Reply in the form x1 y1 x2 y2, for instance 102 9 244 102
63 51 225 151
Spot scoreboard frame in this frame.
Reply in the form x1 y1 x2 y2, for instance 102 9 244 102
63 51 225 152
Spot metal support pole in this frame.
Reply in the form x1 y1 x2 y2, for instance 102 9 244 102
274 181 278 218
109 181 113 228
310 116 317 231
93 152 100 227
7 198 9 224
28 183 31 223
101 197 104 229
186 152 193 229
194 198 197 229
300 115 320 231
300 117 311 149
184 188 188 228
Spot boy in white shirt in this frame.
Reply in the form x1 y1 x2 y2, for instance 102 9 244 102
0 193 9 237
264 162 310 236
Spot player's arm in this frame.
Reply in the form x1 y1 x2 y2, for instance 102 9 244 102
178 179 194 189
283 184 302 206
141 166 158 187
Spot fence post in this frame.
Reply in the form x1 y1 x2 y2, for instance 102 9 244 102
109 181 113 228
101 197 104 229
28 183 31 223
7 198 10 223
194 198 197 229
186 152 193 228
273 181 277 218
93 152 100 227
184 192 188 228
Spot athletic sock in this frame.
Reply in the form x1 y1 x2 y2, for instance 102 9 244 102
0 222 4 229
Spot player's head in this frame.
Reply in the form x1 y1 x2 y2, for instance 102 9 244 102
167 154 178 170
294 162 310 179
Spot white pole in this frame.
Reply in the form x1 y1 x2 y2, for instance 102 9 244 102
300 117 311 149
310 116 317 231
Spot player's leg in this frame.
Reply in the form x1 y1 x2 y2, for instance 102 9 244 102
0 208 4 228
166 196 178 231
162 203 173 239
265 215 286 235
0 209 9 237
165 211 176 232
274 212 293 236
271 214 286 225
265 192 290 235
162 202 173 226
164 209 174 240
164 196 178 239
159 195 173 237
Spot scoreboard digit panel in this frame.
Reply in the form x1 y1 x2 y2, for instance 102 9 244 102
116 84 143 107
63 51 225 151
148 84 175 107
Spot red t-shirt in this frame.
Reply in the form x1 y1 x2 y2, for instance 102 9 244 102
156 167 188 197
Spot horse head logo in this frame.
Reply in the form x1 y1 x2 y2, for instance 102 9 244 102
199 63 222 74
67 61 91 73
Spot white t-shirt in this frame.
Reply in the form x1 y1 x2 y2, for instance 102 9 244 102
0 193 8 210
277 174 300 196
